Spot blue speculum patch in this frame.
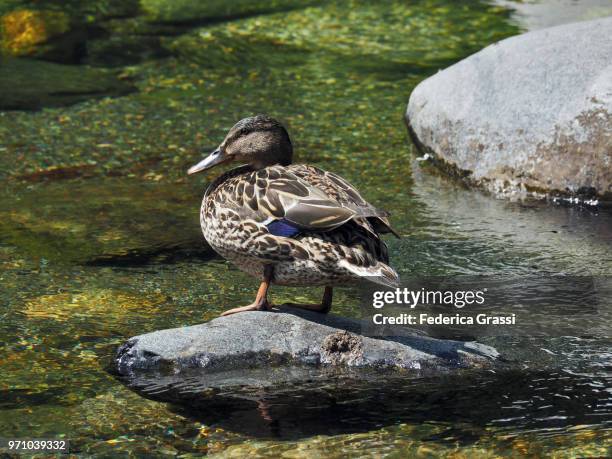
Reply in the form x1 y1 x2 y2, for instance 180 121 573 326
267 219 300 237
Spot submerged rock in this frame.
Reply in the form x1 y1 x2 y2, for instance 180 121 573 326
84 17 170 67
140 0 313 24
0 58 135 110
22 288 168 323
116 309 499 380
406 17 612 201
0 178 211 264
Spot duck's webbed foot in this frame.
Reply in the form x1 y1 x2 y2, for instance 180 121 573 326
220 298 271 316
284 286 333 314
220 265 273 317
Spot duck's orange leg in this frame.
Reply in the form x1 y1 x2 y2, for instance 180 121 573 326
284 286 333 314
220 266 273 316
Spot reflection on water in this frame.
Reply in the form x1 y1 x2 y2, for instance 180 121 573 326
399 160 612 276
119 367 611 442
0 0 610 456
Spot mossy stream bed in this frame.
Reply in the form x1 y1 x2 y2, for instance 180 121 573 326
0 0 610 457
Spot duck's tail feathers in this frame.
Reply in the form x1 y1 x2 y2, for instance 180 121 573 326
363 215 401 239
339 259 400 289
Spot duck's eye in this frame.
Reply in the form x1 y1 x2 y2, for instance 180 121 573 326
240 128 249 136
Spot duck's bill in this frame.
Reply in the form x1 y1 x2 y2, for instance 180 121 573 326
187 148 225 174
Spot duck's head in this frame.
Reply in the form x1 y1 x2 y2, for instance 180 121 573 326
188 115 293 174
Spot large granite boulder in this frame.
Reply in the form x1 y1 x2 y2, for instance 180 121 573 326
405 17 612 201
116 309 499 379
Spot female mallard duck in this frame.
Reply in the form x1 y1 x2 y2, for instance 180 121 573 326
188 115 399 316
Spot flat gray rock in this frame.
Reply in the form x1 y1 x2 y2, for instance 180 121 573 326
116 309 498 381
405 17 612 201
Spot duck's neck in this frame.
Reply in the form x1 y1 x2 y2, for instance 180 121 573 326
249 143 293 169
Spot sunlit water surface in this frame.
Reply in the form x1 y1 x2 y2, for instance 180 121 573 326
0 0 610 456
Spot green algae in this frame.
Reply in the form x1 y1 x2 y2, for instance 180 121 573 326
212 425 612 459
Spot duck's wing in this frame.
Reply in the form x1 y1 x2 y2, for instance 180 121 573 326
287 164 400 237
241 166 363 231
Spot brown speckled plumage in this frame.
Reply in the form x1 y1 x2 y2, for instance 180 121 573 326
200 163 399 287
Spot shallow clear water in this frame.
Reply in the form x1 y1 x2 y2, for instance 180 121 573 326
0 0 611 457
